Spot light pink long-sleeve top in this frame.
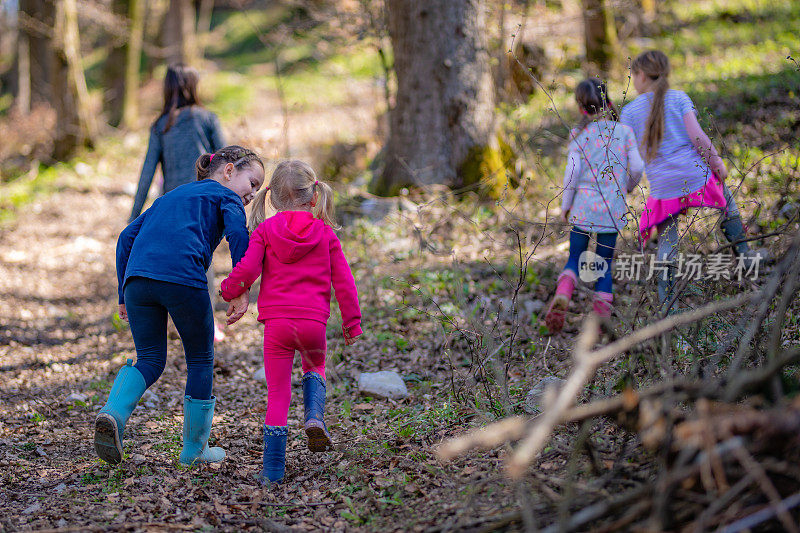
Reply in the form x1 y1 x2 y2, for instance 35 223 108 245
220 210 362 340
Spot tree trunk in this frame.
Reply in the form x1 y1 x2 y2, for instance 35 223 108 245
195 0 215 61
51 0 95 160
640 0 656 22
18 0 52 104
104 0 127 127
373 0 498 197
104 0 144 128
163 0 196 66
122 0 145 129
15 30 31 113
582 0 619 75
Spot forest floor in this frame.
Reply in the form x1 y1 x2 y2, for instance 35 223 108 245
2 0 800 531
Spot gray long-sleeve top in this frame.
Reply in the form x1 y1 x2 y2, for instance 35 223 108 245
129 107 225 222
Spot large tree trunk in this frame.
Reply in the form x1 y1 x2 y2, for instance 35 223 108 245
104 0 144 128
163 0 196 66
51 0 95 160
372 0 498 197
18 0 52 105
582 0 619 75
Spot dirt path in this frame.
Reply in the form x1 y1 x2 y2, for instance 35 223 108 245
0 115 522 533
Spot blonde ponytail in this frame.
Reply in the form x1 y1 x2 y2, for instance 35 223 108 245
631 50 671 162
247 187 270 233
263 159 339 229
313 180 339 230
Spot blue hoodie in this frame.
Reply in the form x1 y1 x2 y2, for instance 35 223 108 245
116 179 249 304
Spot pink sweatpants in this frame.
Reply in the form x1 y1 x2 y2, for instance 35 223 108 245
262 318 327 426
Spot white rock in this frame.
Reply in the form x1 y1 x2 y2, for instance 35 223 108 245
779 202 799 220
142 390 159 402
142 390 160 408
56 518 68 527
523 376 566 414
54 483 67 494
65 392 88 402
523 299 546 315
23 502 41 514
357 371 409 400
253 366 266 384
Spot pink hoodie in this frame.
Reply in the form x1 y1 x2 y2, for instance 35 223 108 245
220 211 362 339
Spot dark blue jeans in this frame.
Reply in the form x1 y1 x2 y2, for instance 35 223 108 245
124 277 214 400
563 229 617 294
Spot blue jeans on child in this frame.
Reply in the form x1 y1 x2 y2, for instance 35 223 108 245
123 277 215 400
563 229 617 294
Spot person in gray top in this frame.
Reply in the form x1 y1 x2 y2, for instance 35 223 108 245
129 64 225 222
129 64 228 340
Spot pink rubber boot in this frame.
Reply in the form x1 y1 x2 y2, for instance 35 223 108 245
545 271 577 333
592 291 614 318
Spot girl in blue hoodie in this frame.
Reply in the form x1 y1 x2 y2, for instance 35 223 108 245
94 145 263 466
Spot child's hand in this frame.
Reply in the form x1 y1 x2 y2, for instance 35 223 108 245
344 335 358 346
225 292 249 325
561 210 570 224
714 164 728 182
118 304 128 322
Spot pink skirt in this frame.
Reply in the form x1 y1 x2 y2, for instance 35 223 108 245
639 174 727 242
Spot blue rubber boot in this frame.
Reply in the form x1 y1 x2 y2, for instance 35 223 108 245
302 371 333 452
259 425 288 484
721 215 750 256
94 359 147 464
179 396 226 465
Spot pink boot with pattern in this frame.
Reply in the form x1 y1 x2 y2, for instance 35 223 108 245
545 271 577 333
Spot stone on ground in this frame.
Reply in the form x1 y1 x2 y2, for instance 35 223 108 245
357 371 409 400
524 376 566 414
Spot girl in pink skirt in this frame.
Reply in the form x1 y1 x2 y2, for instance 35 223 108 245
620 50 756 309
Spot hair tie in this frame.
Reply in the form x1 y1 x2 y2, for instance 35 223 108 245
264 186 270 192
580 108 589 116
314 180 318 186
209 154 215 161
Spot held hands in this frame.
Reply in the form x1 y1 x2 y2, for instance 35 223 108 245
118 304 128 322
225 292 250 325
561 209 570 224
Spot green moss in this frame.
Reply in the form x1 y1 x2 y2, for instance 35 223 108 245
458 142 509 199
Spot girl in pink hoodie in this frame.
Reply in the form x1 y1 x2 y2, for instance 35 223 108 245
220 160 361 484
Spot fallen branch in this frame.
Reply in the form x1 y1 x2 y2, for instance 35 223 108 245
438 292 758 476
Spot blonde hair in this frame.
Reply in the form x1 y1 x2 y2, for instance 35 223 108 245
631 50 670 162
248 160 338 233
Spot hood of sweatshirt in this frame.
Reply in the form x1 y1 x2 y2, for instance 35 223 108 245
264 211 325 264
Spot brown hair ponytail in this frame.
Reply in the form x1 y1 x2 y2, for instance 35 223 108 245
574 78 619 135
195 144 265 182
159 64 201 134
631 50 670 162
